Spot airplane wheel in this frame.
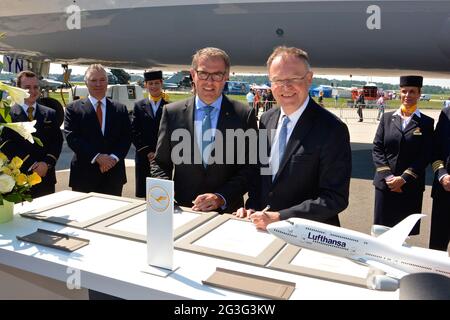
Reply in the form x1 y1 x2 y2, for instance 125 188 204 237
37 97 64 127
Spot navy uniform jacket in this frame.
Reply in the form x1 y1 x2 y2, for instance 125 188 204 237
372 110 434 229
0 104 63 198
64 98 131 193
131 97 168 198
247 98 352 226
151 95 258 212
430 107 450 250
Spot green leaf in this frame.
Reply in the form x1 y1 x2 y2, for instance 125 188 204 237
4 193 21 204
33 136 43 147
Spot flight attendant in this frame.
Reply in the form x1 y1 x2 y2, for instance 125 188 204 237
131 70 169 197
372 75 434 234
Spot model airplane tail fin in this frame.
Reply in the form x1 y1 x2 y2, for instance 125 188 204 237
376 214 425 246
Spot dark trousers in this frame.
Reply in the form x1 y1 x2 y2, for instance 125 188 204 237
430 195 450 251
72 183 123 196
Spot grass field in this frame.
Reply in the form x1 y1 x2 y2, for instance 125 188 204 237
49 91 445 110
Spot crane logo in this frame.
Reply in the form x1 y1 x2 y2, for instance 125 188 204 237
148 186 171 212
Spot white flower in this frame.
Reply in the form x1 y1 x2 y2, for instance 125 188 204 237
0 82 29 105
3 120 37 143
0 173 15 193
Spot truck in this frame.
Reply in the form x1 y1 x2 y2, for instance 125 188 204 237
68 84 144 113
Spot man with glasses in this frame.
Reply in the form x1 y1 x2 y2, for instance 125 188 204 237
235 46 351 230
151 47 258 212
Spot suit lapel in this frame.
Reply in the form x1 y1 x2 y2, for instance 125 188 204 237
403 114 420 134
82 98 102 134
10 104 28 122
391 113 403 132
273 101 317 183
104 98 114 137
183 97 201 166
143 99 154 118
265 108 280 150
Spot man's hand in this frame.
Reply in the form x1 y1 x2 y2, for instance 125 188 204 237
192 193 225 212
386 176 405 191
96 154 117 173
440 175 450 192
233 207 255 219
249 210 281 231
147 152 156 162
31 162 48 177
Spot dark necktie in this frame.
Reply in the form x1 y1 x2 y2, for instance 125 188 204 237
96 101 103 129
202 106 214 167
27 106 34 121
278 115 290 165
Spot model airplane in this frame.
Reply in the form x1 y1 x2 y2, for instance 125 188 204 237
267 214 450 291
0 1 450 76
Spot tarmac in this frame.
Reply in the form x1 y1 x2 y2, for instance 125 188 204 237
54 108 446 250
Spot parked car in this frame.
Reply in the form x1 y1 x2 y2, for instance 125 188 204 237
420 94 431 101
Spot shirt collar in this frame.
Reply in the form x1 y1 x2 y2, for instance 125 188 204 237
393 107 421 118
195 95 223 113
279 95 310 125
88 95 107 107
21 102 37 114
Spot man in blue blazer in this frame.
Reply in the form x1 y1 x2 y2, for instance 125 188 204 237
0 71 63 198
64 64 131 196
235 46 352 229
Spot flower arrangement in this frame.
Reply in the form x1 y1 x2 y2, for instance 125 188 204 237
0 152 41 204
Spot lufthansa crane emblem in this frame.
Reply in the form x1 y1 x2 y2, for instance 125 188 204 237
148 186 171 212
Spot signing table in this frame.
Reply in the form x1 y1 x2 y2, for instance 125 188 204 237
0 191 398 300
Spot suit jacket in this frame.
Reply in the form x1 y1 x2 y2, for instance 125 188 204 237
248 98 351 226
151 95 258 212
0 103 63 197
131 98 168 197
64 98 131 192
431 107 450 198
373 111 434 194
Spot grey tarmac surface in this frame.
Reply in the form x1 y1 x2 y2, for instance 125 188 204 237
54 108 447 250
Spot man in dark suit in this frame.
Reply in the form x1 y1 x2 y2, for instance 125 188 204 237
131 70 169 198
151 47 258 212
64 64 131 196
372 76 434 235
430 107 450 251
235 46 351 229
0 70 63 198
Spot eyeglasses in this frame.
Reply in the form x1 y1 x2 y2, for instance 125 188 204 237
270 71 310 87
195 70 226 82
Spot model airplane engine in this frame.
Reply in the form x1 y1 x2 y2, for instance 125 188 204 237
366 274 399 291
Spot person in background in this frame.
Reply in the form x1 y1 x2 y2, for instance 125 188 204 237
64 64 131 196
131 70 169 198
372 75 434 235
376 94 385 121
356 91 365 122
0 70 63 198
430 106 450 251
246 89 255 108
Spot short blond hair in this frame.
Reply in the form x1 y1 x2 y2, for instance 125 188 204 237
267 46 310 70
191 47 230 73
84 64 107 82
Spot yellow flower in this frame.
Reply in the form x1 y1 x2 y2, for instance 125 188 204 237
9 156 23 170
0 153 7 162
0 81 29 105
15 173 28 186
1 167 12 175
27 172 41 186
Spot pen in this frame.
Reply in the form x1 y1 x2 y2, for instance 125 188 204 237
261 205 270 217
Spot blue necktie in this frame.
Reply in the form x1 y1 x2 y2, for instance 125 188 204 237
278 115 290 164
202 105 214 167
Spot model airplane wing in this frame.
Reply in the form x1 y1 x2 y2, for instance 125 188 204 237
376 214 425 246
352 257 407 279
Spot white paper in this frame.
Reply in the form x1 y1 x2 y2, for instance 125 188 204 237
39 197 129 222
292 248 369 278
110 210 199 234
193 219 275 257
